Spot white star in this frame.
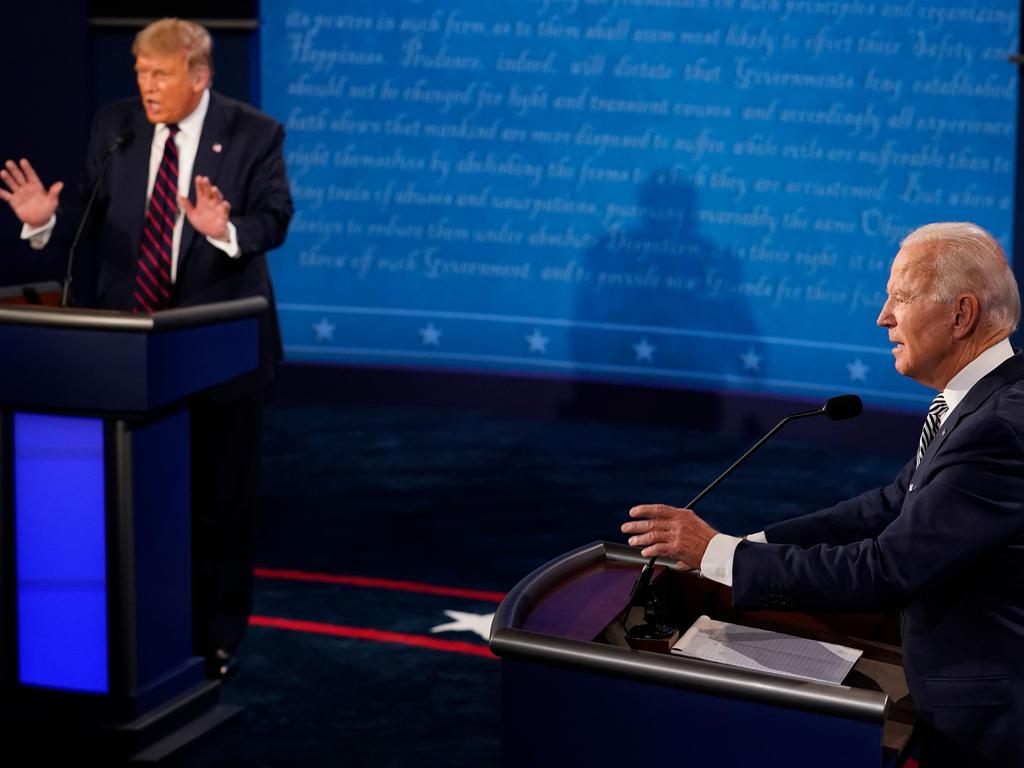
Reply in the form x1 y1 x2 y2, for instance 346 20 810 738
847 358 869 382
430 610 494 641
740 348 762 371
525 329 550 354
312 317 336 342
633 338 655 362
419 322 442 346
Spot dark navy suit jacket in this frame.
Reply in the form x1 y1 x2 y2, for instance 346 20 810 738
65 91 293 381
733 351 1024 766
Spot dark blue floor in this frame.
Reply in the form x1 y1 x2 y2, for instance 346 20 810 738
197 401 908 767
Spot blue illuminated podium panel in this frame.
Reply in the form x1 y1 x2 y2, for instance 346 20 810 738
15 413 108 693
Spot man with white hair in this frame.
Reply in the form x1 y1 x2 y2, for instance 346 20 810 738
623 222 1024 766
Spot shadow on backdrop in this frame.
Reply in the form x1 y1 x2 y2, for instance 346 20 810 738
566 170 757 430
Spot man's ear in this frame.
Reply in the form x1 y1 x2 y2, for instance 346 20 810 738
191 66 211 92
952 293 980 338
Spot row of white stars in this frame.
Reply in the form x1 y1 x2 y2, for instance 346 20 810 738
740 348 870 381
311 318 872 382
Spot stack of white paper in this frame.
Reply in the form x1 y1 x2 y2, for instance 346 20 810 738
672 615 863 685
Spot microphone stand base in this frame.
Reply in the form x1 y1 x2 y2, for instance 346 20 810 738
626 623 680 653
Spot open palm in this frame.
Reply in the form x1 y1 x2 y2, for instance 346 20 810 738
179 175 231 240
0 159 63 228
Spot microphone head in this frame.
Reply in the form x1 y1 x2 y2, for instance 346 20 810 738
116 128 135 148
822 394 863 421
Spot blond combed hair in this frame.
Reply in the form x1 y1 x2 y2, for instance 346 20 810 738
901 222 1021 334
132 18 213 74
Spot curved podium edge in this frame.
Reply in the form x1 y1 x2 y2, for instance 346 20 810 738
490 540 890 725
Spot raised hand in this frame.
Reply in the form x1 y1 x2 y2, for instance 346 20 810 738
179 175 231 241
0 159 63 228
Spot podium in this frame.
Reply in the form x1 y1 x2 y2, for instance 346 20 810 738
0 298 266 763
490 542 915 767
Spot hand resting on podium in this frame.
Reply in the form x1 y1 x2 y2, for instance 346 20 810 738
621 503 719 571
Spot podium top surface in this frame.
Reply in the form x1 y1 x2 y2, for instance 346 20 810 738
490 541 892 725
0 296 268 333
0 297 266 414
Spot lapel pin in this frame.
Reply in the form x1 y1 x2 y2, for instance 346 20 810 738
212 143 223 153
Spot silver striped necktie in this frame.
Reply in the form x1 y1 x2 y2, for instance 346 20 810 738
916 393 948 467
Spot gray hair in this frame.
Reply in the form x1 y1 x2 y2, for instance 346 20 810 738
133 18 213 74
901 222 1021 334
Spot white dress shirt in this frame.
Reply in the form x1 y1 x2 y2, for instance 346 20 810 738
22 89 239 282
700 337 1015 587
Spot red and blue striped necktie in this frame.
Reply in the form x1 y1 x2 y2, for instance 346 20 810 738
134 123 179 313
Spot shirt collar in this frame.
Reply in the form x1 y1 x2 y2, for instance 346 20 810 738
157 89 209 141
942 337 1014 416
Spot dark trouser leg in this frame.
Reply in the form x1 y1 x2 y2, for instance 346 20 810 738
190 389 264 657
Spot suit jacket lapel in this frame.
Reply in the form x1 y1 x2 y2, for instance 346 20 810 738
124 116 154 263
918 351 1024 470
178 92 229 273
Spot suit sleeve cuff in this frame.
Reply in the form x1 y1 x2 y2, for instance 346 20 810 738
206 221 239 257
700 533 744 587
21 216 55 249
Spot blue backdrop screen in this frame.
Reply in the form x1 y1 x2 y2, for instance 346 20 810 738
261 1 1019 410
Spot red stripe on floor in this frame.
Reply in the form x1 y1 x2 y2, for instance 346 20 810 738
254 567 506 603
249 615 496 658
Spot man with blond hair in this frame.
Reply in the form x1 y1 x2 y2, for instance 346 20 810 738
623 222 1024 765
1 18 293 680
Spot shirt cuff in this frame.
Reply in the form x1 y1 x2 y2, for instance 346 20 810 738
746 531 767 543
21 216 56 250
700 533 745 587
206 221 239 257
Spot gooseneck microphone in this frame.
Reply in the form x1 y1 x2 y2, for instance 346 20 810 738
680 393 862 512
60 127 135 307
624 394 863 643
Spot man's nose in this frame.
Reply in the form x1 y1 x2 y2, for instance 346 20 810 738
876 300 894 328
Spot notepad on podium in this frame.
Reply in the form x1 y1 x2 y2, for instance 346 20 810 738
672 615 863 685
